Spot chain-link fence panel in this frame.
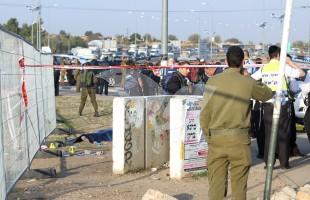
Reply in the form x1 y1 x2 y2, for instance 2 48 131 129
0 27 56 199
0 60 6 200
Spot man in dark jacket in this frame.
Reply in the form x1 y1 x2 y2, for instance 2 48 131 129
164 67 191 95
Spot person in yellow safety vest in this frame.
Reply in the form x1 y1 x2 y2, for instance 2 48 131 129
251 45 305 169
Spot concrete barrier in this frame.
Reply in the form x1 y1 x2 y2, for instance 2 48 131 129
145 96 170 168
170 97 207 179
113 97 145 174
113 96 207 178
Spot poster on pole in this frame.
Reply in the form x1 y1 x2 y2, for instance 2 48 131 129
183 99 208 172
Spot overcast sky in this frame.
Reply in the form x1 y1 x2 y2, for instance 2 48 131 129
1 0 310 43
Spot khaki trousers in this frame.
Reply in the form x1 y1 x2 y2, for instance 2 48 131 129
79 87 98 114
207 131 251 200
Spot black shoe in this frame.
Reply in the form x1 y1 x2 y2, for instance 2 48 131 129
291 147 306 157
94 112 99 117
79 112 82 116
296 152 306 157
280 165 291 170
256 154 264 159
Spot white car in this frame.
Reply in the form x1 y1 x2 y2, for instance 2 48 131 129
292 71 310 124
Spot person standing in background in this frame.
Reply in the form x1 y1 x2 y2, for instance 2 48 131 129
164 64 191 95
244 50 258 75
286 54 306 157
73 59 81 93
79 61 99 117
251 45 305 169
60 59 66 86
53 57 60 96
200 46 272 199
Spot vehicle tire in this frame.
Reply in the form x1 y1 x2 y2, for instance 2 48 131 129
304 106 310 143
304 92 310 143
109 77 115 87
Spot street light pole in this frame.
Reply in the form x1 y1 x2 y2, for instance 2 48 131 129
301 5 310 56
135 14 137 45
210 37 213 61
38 0 41 50
210 32 215 61
26 3 40 47
31 22 34 44
263 0 293 199
198 15 201 59
161 0 168 62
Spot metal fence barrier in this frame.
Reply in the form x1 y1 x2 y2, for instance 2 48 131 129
0 26 56 199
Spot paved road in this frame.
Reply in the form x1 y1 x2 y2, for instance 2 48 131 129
59 86 127 97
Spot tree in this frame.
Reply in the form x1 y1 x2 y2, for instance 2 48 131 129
4 18 20 34
188 34 200 44
292 41 305 48
129 33 142 44
214 35 222 44
85 31 93 37
59 30 68 37
168 34 178 41
93 32 102 39
152 37 160 42
224 38 241 44
143 33 152 43
84 31 102 41
70 36 87 48
19 23 32 42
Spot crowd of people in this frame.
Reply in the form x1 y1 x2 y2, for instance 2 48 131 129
52 46 309 199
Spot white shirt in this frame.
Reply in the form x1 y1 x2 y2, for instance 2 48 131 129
290 71 310 95
244 59 257 74
251 62 301 81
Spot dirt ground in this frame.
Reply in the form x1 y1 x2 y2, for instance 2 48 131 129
7 95 300 200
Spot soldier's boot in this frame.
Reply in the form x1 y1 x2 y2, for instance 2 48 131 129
94 111 99 117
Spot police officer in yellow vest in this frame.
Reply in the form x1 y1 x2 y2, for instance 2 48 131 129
252 45 305 169
200 46 273 200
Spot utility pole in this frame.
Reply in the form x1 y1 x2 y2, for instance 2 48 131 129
198 15 201 59
263 0 293 199
210 37 213 61
301 5 310 56
31 22 34 44
135 14 138 45
26 2 41 47
37 0 42 50
161 0 168 63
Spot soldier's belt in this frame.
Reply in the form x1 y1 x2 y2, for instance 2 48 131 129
208 128 249 136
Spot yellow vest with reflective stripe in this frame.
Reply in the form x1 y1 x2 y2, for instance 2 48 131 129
261 60 287 92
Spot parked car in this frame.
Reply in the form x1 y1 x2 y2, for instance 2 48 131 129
293 70 310 125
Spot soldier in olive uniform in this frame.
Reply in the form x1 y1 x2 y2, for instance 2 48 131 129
200 46 273 200
79 62 99 117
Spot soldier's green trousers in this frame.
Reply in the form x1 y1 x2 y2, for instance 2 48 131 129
207 130 251 200
79 87 98 114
